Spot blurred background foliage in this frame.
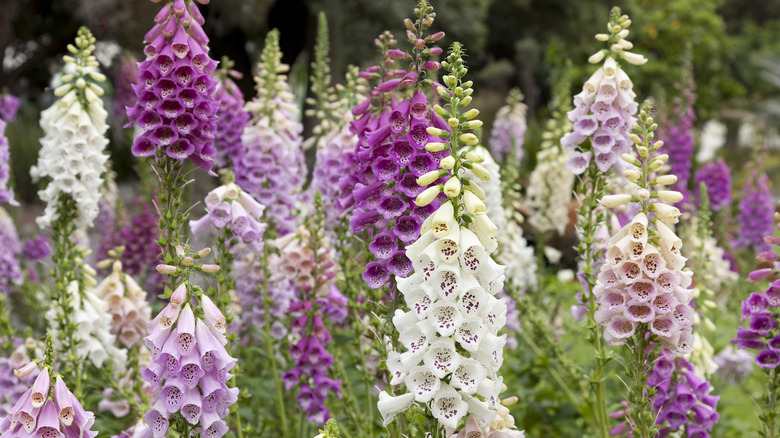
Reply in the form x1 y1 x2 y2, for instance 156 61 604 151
1 0 779 199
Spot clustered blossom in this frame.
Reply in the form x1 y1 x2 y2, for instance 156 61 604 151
648 349 720 437
379 202 508 428
310 119 359 229
593 213 695 353
451 397 525 437
140 285 237 437
46 278 128 370
0 119 17 205
735 171 774 253
561 15 645 175
94 259 153 348
0 341 39 418
0 208 23 296
213 66 250 170
275 224 344 424
379 42 510 429
234 30 306 234
657 75 696 208
489 88 527 163
190 181 267 253
732 280 780 369
23 237 51 263
31 28 110 229
126 0 218 170
0 365 99 437
0 94 20 123
527 111 575 236
694 159 731 212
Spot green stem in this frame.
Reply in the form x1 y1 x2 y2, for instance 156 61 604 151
767 367 779 438
260 246 290 438
518 329 583 408
155 156 186 288
578 164 610 438
625 327 656 437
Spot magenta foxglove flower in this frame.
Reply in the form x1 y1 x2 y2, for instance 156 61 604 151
114 54 140 125
0 366 98 437
126 0 218 170
141 285 237 437
647 349 720 436
213 69 250 170
694 158 731 212
735 171 774 253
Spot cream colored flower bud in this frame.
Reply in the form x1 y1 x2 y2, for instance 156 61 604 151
156 264 177 274
88 71 106 82
610 44 624 53
225 183 240 199
629 134 642 144
414 185 441 207
621 51 648 65
467 181 486 200
417 170 443 186
426 127 449 138
470 163 490 180
465 150 484 163
655 175 678 185
433 104 448 117
599 194 632 208
463 190 486 214
448 117 459 128
462 109 480 119
654 154 669 163
440 156 456 170
651 140 664 151
96 259 113 269
618 29 629 38
588 50 606 64
636 189 650 201
619 39 633 50
623 168 641 183
14 361 37 378
183 256 194 267
461 120 483 130
621 153 639 166
460 95 473 107
595 33 609 41
658 190 683 203
201 264 220 273
637 146 648 158
459 133 479 146
53 84 72 97
649 160 664 172
443 176 461 198
196 247 211 258
474 213 498 238
425 142 447 152
652 202 681 224
603 57 617 79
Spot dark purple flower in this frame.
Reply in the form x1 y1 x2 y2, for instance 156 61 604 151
695 158 731 212
735 171 774 253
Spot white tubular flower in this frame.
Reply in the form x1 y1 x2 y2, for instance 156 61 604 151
599 194 633 208
46 280 128 371
462 147 505 233
377 391 415 427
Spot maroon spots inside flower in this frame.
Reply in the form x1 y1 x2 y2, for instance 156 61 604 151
390 140 416 165
161 99 185 118
181 364 201 387
368 234 397 259
372 158 400 181
177 332 195 354
409 124 429 148
388 252 413 277
163 385 183 411
179 88 198 108
139 90 160 110
438 239 459 263
174 65 195 87
461 247 480 272
182 404 201 424
193 75 211 95
158 79 177 99
155 55 174 75
629 281 654 301
619 262 641 280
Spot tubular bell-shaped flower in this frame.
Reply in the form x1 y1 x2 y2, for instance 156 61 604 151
379 42 513 434
31 27 110 228
126 0 218 170
213 59 250 171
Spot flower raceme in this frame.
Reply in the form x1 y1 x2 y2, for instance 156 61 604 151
561 13 645 175
93 259 153 349
126 0 218 170
0 365 99 437
31 27 109 229
140 284 237 438
488 88 527 163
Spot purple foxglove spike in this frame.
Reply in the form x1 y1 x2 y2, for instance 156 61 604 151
366 124 392 148
53 375 75 426
144 22 165 44
198 373 222 405
160 99 186 119
200 294 226 334
31 367 50 408
175 304 197 355
139 111 163 131
173 64 196 87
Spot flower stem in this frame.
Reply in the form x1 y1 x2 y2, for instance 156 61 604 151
766 367 779 438
154 156 187 287
625 326 656 438
260 245 290 438
577 163 610 438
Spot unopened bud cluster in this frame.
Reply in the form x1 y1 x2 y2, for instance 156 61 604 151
589 9 647 67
